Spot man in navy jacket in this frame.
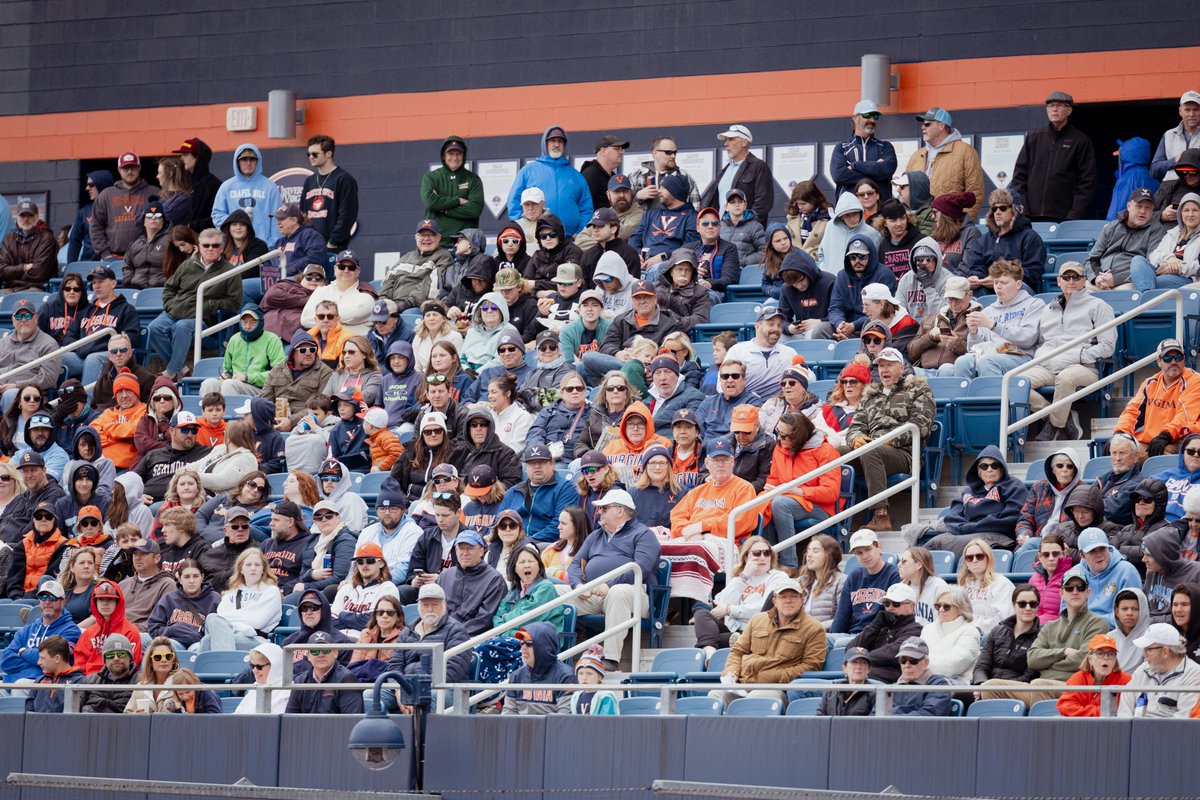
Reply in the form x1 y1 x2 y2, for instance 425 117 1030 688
831 100 898 201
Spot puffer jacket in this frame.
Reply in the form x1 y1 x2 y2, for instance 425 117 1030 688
964 212 1047 292
654 253 712 332
1030 553 1075 624
259 277 314 342
122 224 171 289
972 614 1042 683
527 400 592 460
921 616 981 684
1015 449 1081 544
763 431 841 517
719 211 767 266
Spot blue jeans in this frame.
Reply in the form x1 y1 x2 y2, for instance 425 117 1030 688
242 278 263 304
578 352 624 386
1129 255 1191 292
767 497 830 568
147 312 196 374
953 351 1030 379
61 352 84 380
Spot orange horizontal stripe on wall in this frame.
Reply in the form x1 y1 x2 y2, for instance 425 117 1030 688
2 46 1199 164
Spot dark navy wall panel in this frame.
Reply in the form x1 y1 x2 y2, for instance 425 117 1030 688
0 714 24 800
145 714 279 800
1127 719 1193 799
424 714 546 799
827 717 979 796
974 718 1130 798
542 715 687 800
683 716 831 789
20 713 151 800
277 714 413 792
7 0 1198 115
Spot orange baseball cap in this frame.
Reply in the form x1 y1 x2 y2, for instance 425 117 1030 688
354 542 384 560
1087 634 1118 652
730 404 760 433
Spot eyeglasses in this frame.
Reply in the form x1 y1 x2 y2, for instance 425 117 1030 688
375 609 398 617
199 243 222 249
1161 353 1185 363
153 395 175 402
307 151 323 158
313 513 336 522
433 475 456 484
308 649 333 656
655 149 678 156
37 593 60 602
342 349 359 357
839 378 861 386
963 552 986 562
580 467 602 476
605 385 627 393
469 421 489 429
103 651 130 661
1015 600 1039 609
1059 273 1085 282
480 304 500 313
719 373 743 381
1038 550 1063 558
499 238 521 245
12 311 33 321
85 182 96 188
422 429 444 438
698 220 720 228
991 204 1012 213
882 600 904 609
228 523 250 531
250 662 271 671
498 346 521 354
538 343 559 352
562 385 585 393
1051 462 1076 470
933 603 954 612
294 345 317 354
749 549 772 557
1185 448 1200 458
537 232 558 240
316 313 337 321
0 476 10 483
109 347 130 355
976 462 1001 471
354 557 379 565
78 520 101 529
1062 584 1088 593
898 656 923 665
859 112 881 121
920 121 935 128
855 190 878 198
150 652 177 663
336 263 358 271
298 604 322 613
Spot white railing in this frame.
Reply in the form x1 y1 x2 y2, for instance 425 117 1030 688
998 289 1187 457
725 423 922 572
0 326 116 386
191 248 283 364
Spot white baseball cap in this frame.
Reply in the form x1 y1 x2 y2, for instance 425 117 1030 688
520 187 545 204
853 99 879 116
848 530 879 550
1181 91 1200 106
717 124 753 143
234 399 253 415
861 283 894 303
883 583 918 604
1133 622 1185 649
594 489 635 509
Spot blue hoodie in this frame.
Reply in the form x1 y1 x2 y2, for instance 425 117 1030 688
778 248 834 324
1108 138 1160 221
941 445 1029 541
0 611 82 683
503 475 578 543
249 397 287 474
380 341 423 427
1151 433 1200 522
504 621 576 714
828 233 897 332
1078 543 1141 625
505 125 594 237
211 143 283 242
67 170 115 262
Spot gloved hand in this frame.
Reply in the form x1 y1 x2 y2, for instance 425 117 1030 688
1147 433 1172 457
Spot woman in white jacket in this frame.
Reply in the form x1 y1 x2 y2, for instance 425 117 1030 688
922 587 981 684
233 642 291 714
1135 192 1200 291
957 538 1014 637
196 420 259 494
197 548 282 652
329 542 400 637
693 535 791 663
899 546 950 627
299 254 377 336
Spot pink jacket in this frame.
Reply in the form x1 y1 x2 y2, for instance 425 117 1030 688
1029 555 1073 623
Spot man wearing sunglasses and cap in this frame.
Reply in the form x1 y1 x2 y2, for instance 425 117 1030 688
831 100 898 202
905 108 984 219
259 330 335 432
0 298 61 413
76 633 137 713
0 579 80 684
134 411 212 502
0 199 56 292
14 411 68 483
1114 339 1200 456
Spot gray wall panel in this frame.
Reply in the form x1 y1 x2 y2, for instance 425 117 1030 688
20 713 151 800
974 718 1131 798
278 714 414 792
145 714 280 800
682 717 831 790
424 714 545 799
0 714 24 800
827 718 978 796
542 715 687 800
1128 719 1191 799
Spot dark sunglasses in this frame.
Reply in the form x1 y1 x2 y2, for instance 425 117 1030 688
480 303 500 312
920 121 935 127
313 513 336 522
498 346 522 354
655 149 678 155
933 603 954 612
103 651 130 660
298 604 322 613
422 428 445 436
432 491 456 500
78 520 101 529
354 557 379 565
178 426 199 435
963 552 987 562
375 608 398 617
1015 600 1039 609
307 151 323 158
497 522 521 531
698 220 720 227
469 421 489 429
1161 353 1185 363
320 474 341 483
62 286 83 292
109 347 130 355
882 600 904 609
991 204 1012 213
538 343 559 352
847 254 869 261
781 379 803 387
433 475 456 484
1038 550 1063 558
562 385 585 393
1059 273 1085 282
308 649 333 656
839 378 861 386
748 549 772 557
580 466 602 476
859 112 881 120
228 523 250 531
719 373 743 380
898 656 923 665
199 242 223 249
976 462 1001 471
37 593 60 602
605 385 627 392
316 313 337 321
1185 448 1200 458
250 662 271 671
1063 583 1088 593
537 231 558 240
13 311 34 321
33 513 55 521
336 263 358 271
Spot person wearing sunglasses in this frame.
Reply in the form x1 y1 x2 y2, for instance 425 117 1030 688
830 99 897 203
135 376 183 460
0 302 60 422
286 499 356 606
1013 450 1081 549
628 137 699 214
827 234 894 341
926 448 1028 562
521 331 575 401
379 218 453 313
890 636 954 717
122 199 172 290
38 273 87 361
147 227 242 382
260 261 324 342
305 299 350 370
527 371 594 463
962 188 1047 293
1116 339 1198 457
259 329 335 433
450 406 522 490
90 332 153 415
503 620 577 715
460 291 518 375
134 412 212 504
920 588 980 685
526 215 585 296
0 579 80 685
907 272 976 378
484 509 534 587
693 535 790 660
124 634 180 713
11 410 68 485
6 499 68 599
56 491 110 563
283 630 364 715
329 542 399 637
209 142 282 240
231 641 291 714
492 224 532 278
904 107 984 220
76 632 138 713
1026 534 1074 625
301 249 376 337
971 584 1042 691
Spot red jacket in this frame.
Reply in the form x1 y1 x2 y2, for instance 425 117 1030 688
1056 668 1131 717
74 581 145 675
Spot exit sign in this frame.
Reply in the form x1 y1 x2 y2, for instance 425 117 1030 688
226 106 258 132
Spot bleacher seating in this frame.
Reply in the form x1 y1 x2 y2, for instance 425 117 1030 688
726 696 783 717
967 699 1026 717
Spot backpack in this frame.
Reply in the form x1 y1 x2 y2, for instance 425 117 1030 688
473 637 524 684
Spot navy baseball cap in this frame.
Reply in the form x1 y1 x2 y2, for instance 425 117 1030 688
707 439 735 458
607 174 631 192
522 443 553 463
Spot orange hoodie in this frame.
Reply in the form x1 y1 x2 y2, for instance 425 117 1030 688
1056 668 1132 717
74 580 144 675
195 417 227 448
603 402 671 484
368 427 404 471
92 401 148 470
669 474 759 542
763 437 842 517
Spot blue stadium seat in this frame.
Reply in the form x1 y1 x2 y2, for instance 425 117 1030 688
266 472 288 498
801 647 845 680
1027 699 1060 717
0 696 27 713
948 698 965 716
221 695 242 713
787 339 837 377
401 307 421 328
691 302 761 341
1041 250 1087 292
681 647 730 691
404 604 419 626
1082 457 1111 482
726 696 783 717
992 549 1012 573
626 648 704 685
832 337 862 362
675 696 724 715
272 604 301 644
808 379 835 399
787 677 831 701
1142 455 1175 476
1048 219 1107 251
724 265 765 300
1011 549 1038 574
929 549 956 576
355 472 391 502
785 697 822 716
0 604 29 646
967 698 1026 717
193 650 250 684
1023 459 1046 486
181 358 224 395
558 604 577 651
618 697 662 716
692 340 714 367
579 560 671 649
134 287 165 360
223 395 255 421
950 376 1031 481
179 395 203 416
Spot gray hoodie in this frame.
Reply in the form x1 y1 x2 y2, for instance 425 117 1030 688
966 287 1046 357
895 236 951 321
592 250 633 318
1110 587 1150 673
817 192 882 275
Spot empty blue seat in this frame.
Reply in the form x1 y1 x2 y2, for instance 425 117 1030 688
675 696 723 716
0 696 27 713
929 549 956 575
967 698 1026 717
181 358 224 395
193 650 249 683
691 302 761 341
726 696 783 717
1027 699 1060 717
801 647 845 680
785 697 822 716
618 697 662 716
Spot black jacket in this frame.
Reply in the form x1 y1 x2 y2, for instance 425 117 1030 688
580 238 640 285
687 237 743 292
78 667 136 713
388 616 472 682
284 663 365 714
524 214 584 293
1011 122 1098 220
849 610 923 684
402 528 461 584
198 537 257 592
817 687 876 717
0 481 66 544
579 159 613 211
700 152 775 221
185 139 222 233
449 409 522 487
599 307 683 355
1100 462 1143 528
733 432 775 492
972 615 1041 683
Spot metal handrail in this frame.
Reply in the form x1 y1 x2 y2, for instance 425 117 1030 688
192 248 283 364
0 326 116 386
724 422 921 572
998 289 1185 457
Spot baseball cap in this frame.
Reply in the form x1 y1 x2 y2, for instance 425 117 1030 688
875 347 905 364
630 279 656 297
595 134 630 152
522 443 553 463
270 501 306 530
853 99 879 115
580 450 609 468
102 634 134 655
554 263 582 284
234 399 253 415
730 405 759 433
844 646 872 665
607 174 631 192
848 530 879 550
93 580 121 600
545 127 567 142
172 138 202 155
132 538 160 554
1077 527 1109 553
313 499 340 516
1158 338 1185 357
1087 634 1118 653
495 268 523 289
16 451 45 468
594 488 635 508
649 355 680 375
443 140 465 153
578 289 604 306
28 413 52 430
774 578 807 596
1058 261 1085 277
893 174 911 188
861 283 893 303
354 542 384 560
1180 91 1200 106
225 505 252 522
170 411 199 428
432 463 459 480
588 207 619 228
371 298 398 322
520 187 545 204
89 265 117 282
453 530 487 548
717 124 753 142
308 631 334 646
301 263 326 279
16 199 37 215
496 329 524 351
726 188 748 202
846 239 871 256
915 107 953 126
671 408 700 428
1128 187 1155 204
117 151 140 168
465 464 498 496
896 637 929 659
418 583 446 601
1062 566 1089 589
363 407 389 428
335 250 361 269
12 298 37 316
415 218 440 235
884 583 918 604
1045 91 1074 106
38 580 66 600
1133 622 1186 650
943 276 971 300
755 303 786 323
77 505 103 524
706 438 735 458
273 203 303 220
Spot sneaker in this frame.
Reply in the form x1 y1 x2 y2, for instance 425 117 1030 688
1057 411 1082 440
1034 422 1059 442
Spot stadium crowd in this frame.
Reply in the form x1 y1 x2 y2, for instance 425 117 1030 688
2 90 1200 717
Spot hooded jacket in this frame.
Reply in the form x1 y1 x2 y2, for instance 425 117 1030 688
905 133 986 218
1086 210 1166 285
210 143 282 241
777 248 834 324
1011 120 1098 220
54 461 107 529
121 212 172 289
525 214 585 292
718 209 767 266
317 459 369 533
421 136 484 247
450 407 522 488
602 403 672 485
848 608 924 683
964 211 1047 291
966 286 1046 357
1110 587 1151 673
906 171 935 234
260 274 315 342
443 237 496 313
817 193 883 274
828 234 896 332
506 125 594 237
502 621 576 715
1142 527 1200 621
493 225 533 277
1015 449 1081 543
1110 478 1171 564
182 139 221 232
1152 148 1200 216
895 235 952 322
1108 138 1160 219
133 374 181 460
0 607 81 683
380 341 423 426
1151 433 1200 521
654 253 712 333
875 222 923 284
68 169 115 262
63 288 140 359
74 582 144 675
146 580 221 647
232 643 292 714
89 177 156 258
592 250 635 319
942 446 1029 541
630 197 700 262
220 305 286 388
436 557 508 637
1057 664 1133 717
460 292 517 373
259 330 335 427
1080 544 1141 625
381 241 455 311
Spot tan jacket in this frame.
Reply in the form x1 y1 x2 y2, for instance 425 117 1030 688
906 139 985 219
726 608 827 684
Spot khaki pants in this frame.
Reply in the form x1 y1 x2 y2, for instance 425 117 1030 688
199 377 262 397
574 584 648 662
1018 364 1099 428
978 678 1067 706
709 688 786 707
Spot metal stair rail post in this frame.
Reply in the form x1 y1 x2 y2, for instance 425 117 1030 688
998 289 1185 458
0 326 117 386
724 423 921 573
192 248 284 364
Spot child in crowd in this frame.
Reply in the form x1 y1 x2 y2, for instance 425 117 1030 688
701 331 738 396
196 393 227 448
363 407 403 472
283 393 337 476
569 645 618 715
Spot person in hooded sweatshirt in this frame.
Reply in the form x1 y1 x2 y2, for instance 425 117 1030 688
1109 479 1172 566
421 136 484 247
872 199 924 284
1107 137 1160 221
243 396 287 474
524 214 584 293
1110 587 1151 673
895 236 954 324
147 558 220 649
828 234 896 339
926 446 1029 557
777 249 835 339
591 249 635 322
121 199 173 290
200 305 285 398
73 579 144 675
281 588 355 674
210 143 282 242
459 292 518 374
171 138 221 232
326 390 371 473
231 641 292 714
964 188 1048 293
493 223 532 279
54 462 108 530
380 341 423 428
817 192 883 275
442 230 495 314
506 125 593 237
1142 527 1200 622
896 171 935 235
1015 450 1082 547
316 458 369 533
68 169 115 262
1151 432 1200 522
0 579 81 683
1071 527 1141 624
219 209 270 278
502 621 576 715
955 259 1047 379
451 406 523 488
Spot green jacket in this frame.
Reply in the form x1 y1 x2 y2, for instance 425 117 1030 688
420 136 485 248
222 331 286 388
1025 609 1110 681
163 254 243 324
559 316 612 365
845 374 935 451
491 578 566 633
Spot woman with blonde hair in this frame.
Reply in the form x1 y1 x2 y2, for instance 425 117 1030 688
797 534 845 629
155 668 223 714
659 331 704 390
411 300 464 373
197 548 281 652
324 334 382 406
196 419 259 494
579 370 640 454
898 546 950 626
125 635 180 713
957 538 1015 636
59 545 98 625
0 461 26 519
151 469 209 539
621 335 661 397
692 535 790 661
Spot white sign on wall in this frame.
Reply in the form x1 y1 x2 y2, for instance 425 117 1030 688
980 134 1026 189
677 149 715 193
770 144 817 193
476 159 521 218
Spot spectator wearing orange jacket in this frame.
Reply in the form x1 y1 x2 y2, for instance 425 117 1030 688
363 407 403 472
669 439 758 543
762 410 842 570
602 402 670 486
91 371 148 470
1056 633 1132 717
1116 338 1200 455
